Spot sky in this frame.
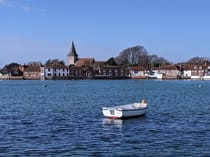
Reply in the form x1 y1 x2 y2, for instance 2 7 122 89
0 0 210 67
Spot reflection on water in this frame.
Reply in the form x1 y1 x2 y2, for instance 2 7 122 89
102 118 123 128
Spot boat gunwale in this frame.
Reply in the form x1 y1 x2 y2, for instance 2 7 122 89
102 104 147 111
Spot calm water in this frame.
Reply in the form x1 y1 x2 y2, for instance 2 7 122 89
0 80 209 156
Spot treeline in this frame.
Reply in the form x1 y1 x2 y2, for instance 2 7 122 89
1 45 210 74
114 45 210 67
0 59 66 75
114 45 171 68
180 56 210 65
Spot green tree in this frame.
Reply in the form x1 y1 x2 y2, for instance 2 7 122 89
105 57 118 66
1 63 23 76
45 59 65 66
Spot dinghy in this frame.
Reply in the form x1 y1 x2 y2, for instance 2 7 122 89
102 100 147 119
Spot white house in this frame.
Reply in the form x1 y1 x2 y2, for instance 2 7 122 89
191 65 204 79
0 72 9 80
40 67 45 80
182 65 192 78
203 66 210 80
183 70 192 78
129 66 147 79
45 64 69 79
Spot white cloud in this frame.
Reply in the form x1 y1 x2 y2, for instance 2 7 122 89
0 0 31 11
22 5 32 11
0 0 11 7
0 0 47 12
0 0 48 12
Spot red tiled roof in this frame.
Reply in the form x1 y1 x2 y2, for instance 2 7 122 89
182 64 194 70
151 67 159 70
24 66 41 72
45 64 68 69
74 58 94 67
130 66 144 71
94 61 105 65
158 64 178 70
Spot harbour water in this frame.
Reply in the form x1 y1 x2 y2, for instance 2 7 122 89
0 80 209 156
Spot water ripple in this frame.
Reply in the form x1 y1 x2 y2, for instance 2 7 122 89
0 80 209 156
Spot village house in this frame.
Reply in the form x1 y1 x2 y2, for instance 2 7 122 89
0 63 24 80
203 66 210 79
95 66 128 79
2 41 210 80
189 64 210 79
69 65 94 79
69 59 95 79
93 61 106 75
157 64 181 79
93 60 129 79
44 64 69 80
181 64 192 79
40 67 45 80
0 72 9 80
173 64 210 80
23 65 42 80
67 42 95 79
129 66 147 79
67 42 130 79
191 65 205 79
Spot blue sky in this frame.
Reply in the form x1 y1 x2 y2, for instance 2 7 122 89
0 0 210 67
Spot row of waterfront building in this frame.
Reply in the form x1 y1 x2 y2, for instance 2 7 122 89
1 42 210 80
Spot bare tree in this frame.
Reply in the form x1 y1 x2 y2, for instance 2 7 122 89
27 61 42 66
115 45 170 68
186 57 210 65
115 46 148 66
148 55 170 67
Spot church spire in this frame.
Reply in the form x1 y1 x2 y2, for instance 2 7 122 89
67 41 78 66
67 41 78 57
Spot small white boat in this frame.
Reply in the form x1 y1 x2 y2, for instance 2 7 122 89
203 75 210 80
102 100 147 119
148 71 163 79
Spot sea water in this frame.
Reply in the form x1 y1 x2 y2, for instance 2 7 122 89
0 80 209 156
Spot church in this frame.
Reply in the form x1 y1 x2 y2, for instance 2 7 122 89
67 41 128 79
67 42 95 79
43 41 128 80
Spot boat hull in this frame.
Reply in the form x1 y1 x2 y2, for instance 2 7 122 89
102 103 147 119
203 75 210 80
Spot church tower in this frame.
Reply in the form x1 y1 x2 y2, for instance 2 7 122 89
67 41 78 66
